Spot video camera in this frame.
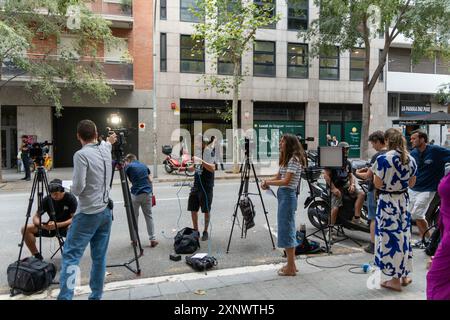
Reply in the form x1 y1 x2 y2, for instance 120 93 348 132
107 127 129 160
29 141 52 163
297 136 314 151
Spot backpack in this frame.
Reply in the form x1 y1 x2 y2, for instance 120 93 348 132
239 197 256 230
425 228 441 257
7 257 56 295
294 230 323 255
174 227 200 254
186 254 217 272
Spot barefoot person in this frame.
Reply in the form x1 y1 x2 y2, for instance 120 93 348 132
373 129 417 292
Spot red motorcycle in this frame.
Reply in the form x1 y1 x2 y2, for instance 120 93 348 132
162 145 195 176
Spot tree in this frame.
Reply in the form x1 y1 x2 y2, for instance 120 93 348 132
436 83 450 106
0 0 120 181
300 0 450 158
192 0 281 171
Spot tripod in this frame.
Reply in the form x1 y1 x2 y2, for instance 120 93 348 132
226 153 275 253
106 151 144 275
11 164 64 296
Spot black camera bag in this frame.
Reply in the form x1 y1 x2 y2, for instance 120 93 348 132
7 257 56 295
239 197 255 230
186 255 217 272
174 227 200 254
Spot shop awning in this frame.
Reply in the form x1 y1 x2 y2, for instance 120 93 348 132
392 111 450 125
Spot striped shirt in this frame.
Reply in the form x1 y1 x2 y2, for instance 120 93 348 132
279 157 303 190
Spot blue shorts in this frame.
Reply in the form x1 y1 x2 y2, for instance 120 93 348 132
277 187 299 249
367 190 377 220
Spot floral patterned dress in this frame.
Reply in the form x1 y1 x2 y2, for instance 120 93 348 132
372 150 417 278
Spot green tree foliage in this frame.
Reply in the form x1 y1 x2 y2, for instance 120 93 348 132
192 0 281 169
298 0 450 157
0 0 121 181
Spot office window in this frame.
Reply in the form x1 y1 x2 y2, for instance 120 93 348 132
218 50 241 76
218 0 241 24
350 48 365 81
388 93 399 117
180 0 202 22
436 54 450 75
287 43 308 78
180 35 204 73
319 46 339 80
287 0 308 30
160 33 167 72
254 0 276 29
160 0 167 20
388 48 411 72
104 38 128 62
379 49 385 82
253 41 276 77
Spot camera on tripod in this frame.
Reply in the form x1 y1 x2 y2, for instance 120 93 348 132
107 127 129 159
29 141 52 164
297 136 314 151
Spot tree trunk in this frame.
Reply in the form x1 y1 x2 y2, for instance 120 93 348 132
361 86 371 160
0 62 3 182
232 61 240 173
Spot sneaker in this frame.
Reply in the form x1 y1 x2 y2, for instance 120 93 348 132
150 240 159 248
201 231 208 241
412 239 429 249
352 217 365 225
364 243 375 254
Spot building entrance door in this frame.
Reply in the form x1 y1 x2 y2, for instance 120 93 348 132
1 127 17 169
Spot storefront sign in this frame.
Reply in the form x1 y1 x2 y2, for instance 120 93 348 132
400 102 431 116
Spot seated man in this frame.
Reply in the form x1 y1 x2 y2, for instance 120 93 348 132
323 142 365 227
21 179 77 260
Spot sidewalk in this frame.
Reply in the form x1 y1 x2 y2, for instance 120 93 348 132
1 249 429 301
0 164 277 192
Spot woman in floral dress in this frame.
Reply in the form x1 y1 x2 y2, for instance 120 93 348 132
372 129 417 292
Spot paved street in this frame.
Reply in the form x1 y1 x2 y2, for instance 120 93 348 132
0 169 430 300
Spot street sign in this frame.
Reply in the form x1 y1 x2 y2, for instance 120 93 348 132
139 123 146 132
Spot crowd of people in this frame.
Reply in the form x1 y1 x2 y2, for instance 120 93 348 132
17 119 450 300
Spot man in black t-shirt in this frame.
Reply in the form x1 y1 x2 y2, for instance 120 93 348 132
324 142 365 227
187 135 215 241
21 179 77 260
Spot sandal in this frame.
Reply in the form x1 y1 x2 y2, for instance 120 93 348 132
380 280 402 292
401 278 412 287
277 269 296 276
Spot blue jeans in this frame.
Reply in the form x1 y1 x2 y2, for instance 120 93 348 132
58 208 112 300
277 187 298 249
367 190 377 220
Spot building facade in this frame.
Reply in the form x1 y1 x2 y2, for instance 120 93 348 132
1 0 154 169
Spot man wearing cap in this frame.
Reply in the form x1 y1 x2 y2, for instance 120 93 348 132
21 179 77 260
324 142 365 228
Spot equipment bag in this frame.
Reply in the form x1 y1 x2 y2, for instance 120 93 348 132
239 197 256 230
174 227 200 254
425 227 441 257
294 230 323 255
7 257 56 295
186 254 217 272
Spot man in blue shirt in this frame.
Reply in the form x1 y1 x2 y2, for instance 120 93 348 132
410 130 450 245
125 153 158 248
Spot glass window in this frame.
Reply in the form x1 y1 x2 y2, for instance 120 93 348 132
218 50 241 75
160 0 167 20
319 46 339 80
379 49 384 82
388 48 411 72
436 54 450 75
254 0 276 29
180 35 205 73
388 93 399 117
218 0 241 24
287 0 308 31
160 33 167 72
253 40 276 77
180 0 202 23
287 43 308 78
350 48 365 81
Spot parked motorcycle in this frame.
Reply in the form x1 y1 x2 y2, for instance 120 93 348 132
162 145 195 176
303 160 370 234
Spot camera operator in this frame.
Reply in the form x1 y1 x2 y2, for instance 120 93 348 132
58 120 117 301
323 142 365 229
187 134 215 241
20 135 31 181
355 131 387 254
124 153 158 248
21 179 77 260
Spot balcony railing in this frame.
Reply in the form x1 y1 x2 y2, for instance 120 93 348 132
88 0 133 17
1 55 133 87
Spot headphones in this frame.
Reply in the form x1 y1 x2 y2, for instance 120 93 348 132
49 179 64 193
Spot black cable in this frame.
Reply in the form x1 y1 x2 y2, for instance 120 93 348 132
305 256 368 274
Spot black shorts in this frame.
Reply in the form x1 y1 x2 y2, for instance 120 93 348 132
33 228 67 238
187 188 213 213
